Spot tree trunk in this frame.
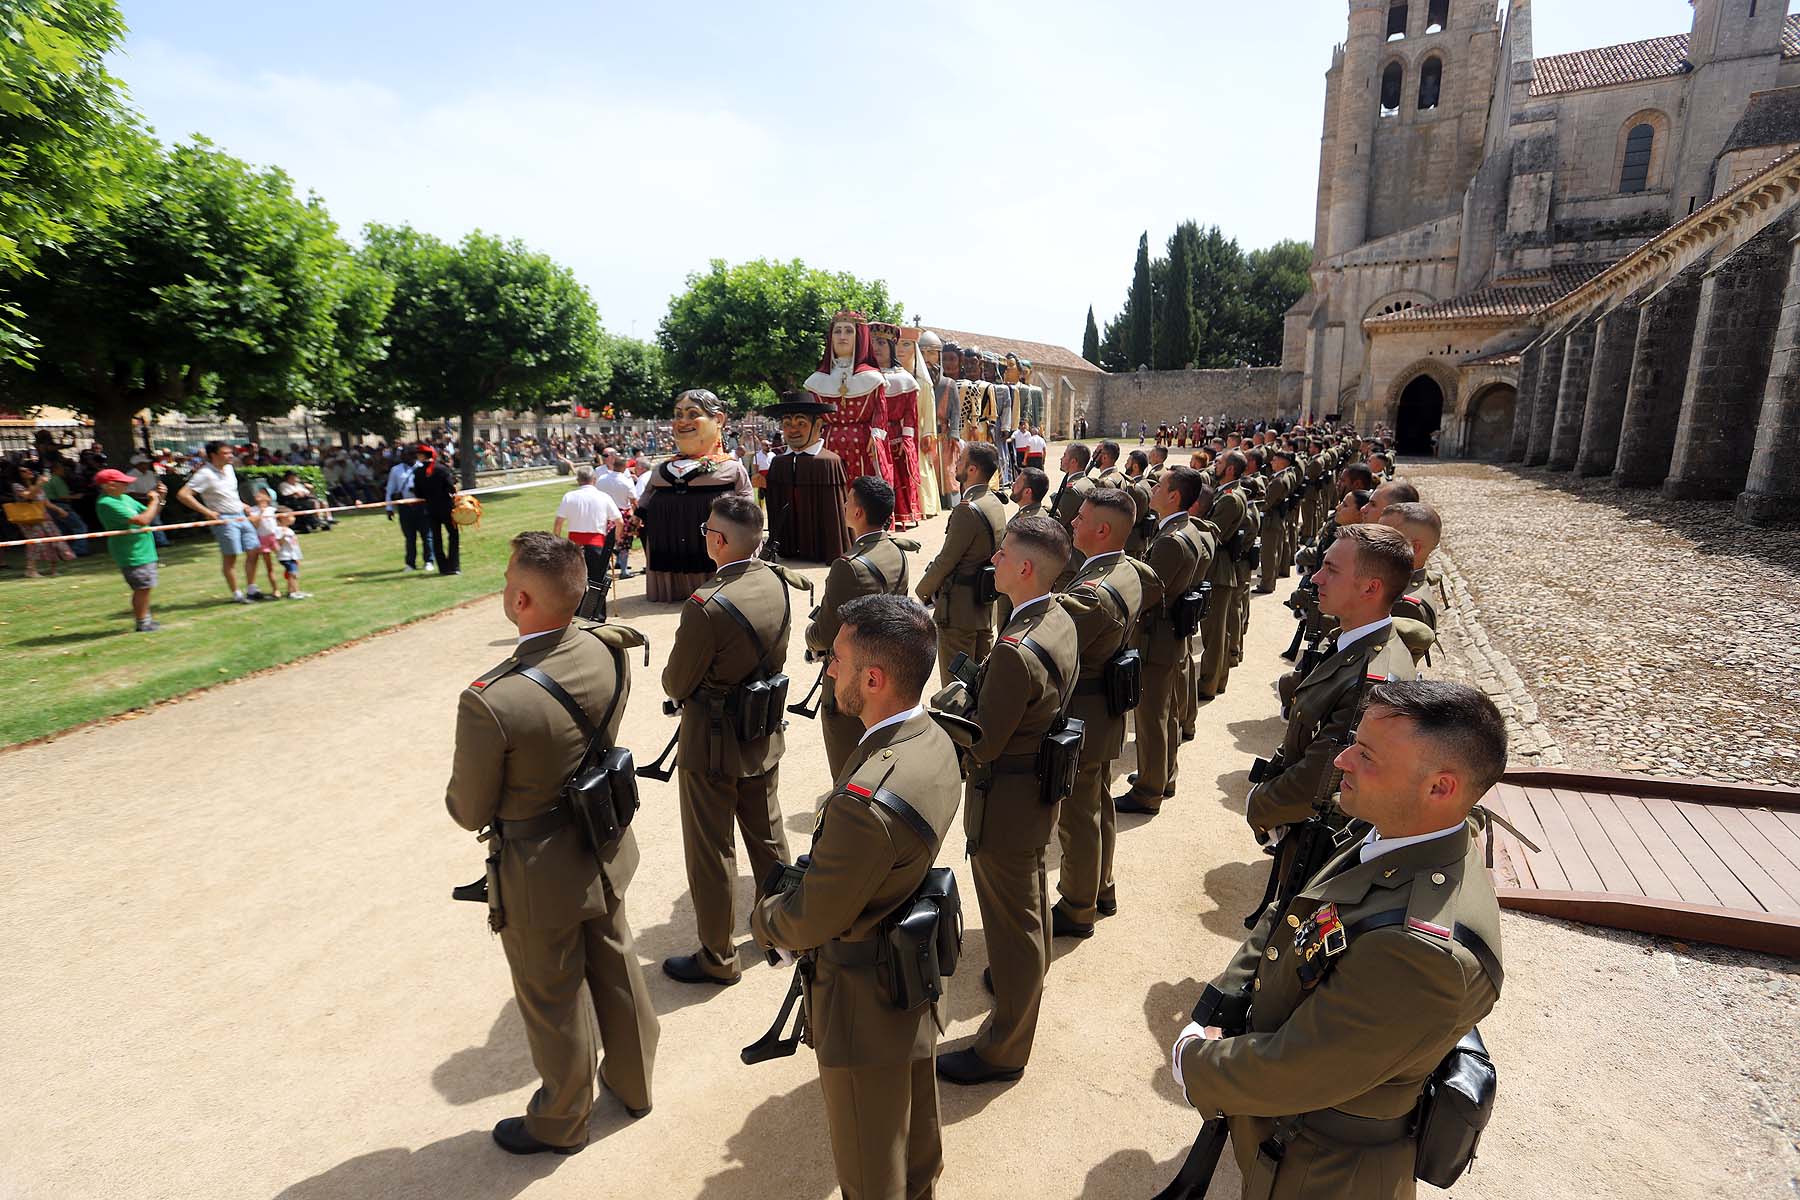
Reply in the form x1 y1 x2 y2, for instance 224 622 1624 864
88 390 140 468
460 403 479 488
244 417 261 445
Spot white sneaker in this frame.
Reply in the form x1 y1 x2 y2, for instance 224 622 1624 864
287 591 312 600
246 586 264 600
231 591 250 604
403 564 417 572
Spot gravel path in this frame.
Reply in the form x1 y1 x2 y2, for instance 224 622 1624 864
1408 462 1800 786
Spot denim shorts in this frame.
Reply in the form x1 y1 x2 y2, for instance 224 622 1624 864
211 515 260 555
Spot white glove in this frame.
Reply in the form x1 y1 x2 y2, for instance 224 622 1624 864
1171 1019 1207 1090
773 948 795 967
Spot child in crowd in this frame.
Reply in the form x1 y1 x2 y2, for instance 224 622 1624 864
273 507 310 599
247 488 283 599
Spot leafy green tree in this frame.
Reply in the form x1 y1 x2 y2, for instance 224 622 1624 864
0 0 135 364
308 251 398 441
5 137 354 457
1189 225 1253 368
362 224 603 486
658 257 901 407
1081 305 1100 366
1157 223 1197 370
592 333 671 416
1128 233 1154 371
1240 240 1313 366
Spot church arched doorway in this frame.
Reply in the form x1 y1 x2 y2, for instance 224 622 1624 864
1396 374 1445 456
1462 384 1516 460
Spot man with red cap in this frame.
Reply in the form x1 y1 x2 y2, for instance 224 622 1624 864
94 467 168 632
412 444 460 575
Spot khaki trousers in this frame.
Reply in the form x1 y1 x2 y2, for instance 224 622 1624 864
500 894 660 1147
820 1057 943 1200
1056 755 1117 925
1198 593 1234 698
1232 583 1249 665
677 765 790 978
1176 646 1198 736
935 626 994 687
1256 518 1283 591
1128 660 1180 807
971 845 1052 1069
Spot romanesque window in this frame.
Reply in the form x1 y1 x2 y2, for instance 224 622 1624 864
1387 2 1408 40
1620 123 1655 193
1381 62 1405 116
1419 57 1443 110
1426 0 1449 34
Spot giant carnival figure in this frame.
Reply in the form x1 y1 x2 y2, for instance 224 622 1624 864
804 310 894 490
934 338 967 507
762 394 850 563
637 388 754 602
959 344 996 446
869 321 924 529
905 327 942 519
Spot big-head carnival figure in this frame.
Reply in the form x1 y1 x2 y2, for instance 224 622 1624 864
637 389 754 602
804 311 894 489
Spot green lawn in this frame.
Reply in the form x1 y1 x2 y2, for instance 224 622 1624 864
0 487 564 746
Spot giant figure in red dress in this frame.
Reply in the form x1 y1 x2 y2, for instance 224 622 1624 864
868 321 923 529
804 311 893 489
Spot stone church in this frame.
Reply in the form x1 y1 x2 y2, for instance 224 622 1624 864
1286 0 1800 523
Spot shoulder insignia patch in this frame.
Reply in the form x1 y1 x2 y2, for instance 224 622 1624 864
688 592 705 603
844 782 874 799
470 679 490 689
1367 671 1396 682
1001 635 1022 645
1407 917 1452 939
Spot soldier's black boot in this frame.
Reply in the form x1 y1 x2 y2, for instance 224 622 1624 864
492 1118 585 1156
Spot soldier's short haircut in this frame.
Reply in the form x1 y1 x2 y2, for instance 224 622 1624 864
1336 523 1415 606
1127 449 1149 473
849 475 895 529
1004 513 1072 576
1165 466 1204 509
1340 463 1376 490
1065 442 1092 469
1096 440 1121 465
1362 679 1509 804
509 530 587 610
1014 467 1049 505
1379 501 1442 551
965 442 1000 481
1190 482 1216 517
1149 445 1168 463
1081 487 1136 533
1373 477 1420 505
837 594 936 701
709 493 764 543
1221 449 1249 478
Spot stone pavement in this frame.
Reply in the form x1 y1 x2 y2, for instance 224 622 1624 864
1409 461 1800 786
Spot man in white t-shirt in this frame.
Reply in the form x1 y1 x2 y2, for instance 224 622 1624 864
553 465 624 615
591 451 640 579
1026 427 1047 465
176 440 264 603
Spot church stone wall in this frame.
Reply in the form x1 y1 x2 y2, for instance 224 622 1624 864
1091 368 1284 431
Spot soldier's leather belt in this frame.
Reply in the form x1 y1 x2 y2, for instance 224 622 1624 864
989 752 1040 774
1294 1107 1412 1146
1073 677 1109 697
496 806 571 840
819 938 883 967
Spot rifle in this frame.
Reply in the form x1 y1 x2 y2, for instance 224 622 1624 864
635 699 680 782
1151 983 1253 1200
1242 742 1348 929
741 857 812 1064
788 655 827 719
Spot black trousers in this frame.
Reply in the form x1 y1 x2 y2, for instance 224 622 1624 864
427 512 460 574
580 537 613 619
398 505 433 567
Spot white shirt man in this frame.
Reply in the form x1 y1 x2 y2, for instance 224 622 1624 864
186 458 245 517
593 463 637 513
553 472 623 548
1026 429 1046 461
1011 427 1031 457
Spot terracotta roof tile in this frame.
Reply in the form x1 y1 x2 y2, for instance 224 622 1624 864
1365 263 1615 327
1461 350 1524 368
1533 17 1800 97
929 328 1104 376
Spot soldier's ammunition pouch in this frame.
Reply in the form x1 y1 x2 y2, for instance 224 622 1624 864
1227 526 1252 561
515 663 639 857
1248 753 1286 785
1135 509 1158 545
884 867 964 1011
1170 583 1211 638
732 674 790 742
1101 649 1142 716
1413 1027 1497 1188
956 564 999 606
1037 717 1086 806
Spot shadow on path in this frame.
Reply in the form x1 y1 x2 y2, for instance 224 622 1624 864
272 1130 564 1200
432 999 536 1105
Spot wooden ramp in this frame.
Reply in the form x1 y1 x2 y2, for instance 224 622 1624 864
1482 769 1800 958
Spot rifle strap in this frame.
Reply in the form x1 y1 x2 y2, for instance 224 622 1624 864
849 550 888 592
710 580 791 683
1343 910 1504 993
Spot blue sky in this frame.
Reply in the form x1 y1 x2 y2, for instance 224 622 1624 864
115 1 1728 352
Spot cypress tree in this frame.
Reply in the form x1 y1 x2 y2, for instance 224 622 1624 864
1159 224 1197 370
1082 305 1100 364
1129 232 1154 370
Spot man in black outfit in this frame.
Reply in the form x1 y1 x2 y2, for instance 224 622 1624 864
413 444 461 575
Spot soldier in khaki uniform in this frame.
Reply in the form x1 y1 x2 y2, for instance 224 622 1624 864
936 515 1080 1085
1051 488 1146 935
1121 449 1155 560
1173 679 1507 1200
1234 461 1265 664
1255 450 1292 594
994 465 1050 629
1117 468 1209 816
447 532 658 1155
1091 440 1127 490
806 476 914 779
662 495 796 985
1275 448 1304 578
916 442 1007 684
1253 526 1418 847
752 594 960 1200
1174 485 1219 741
1049 443 1097 586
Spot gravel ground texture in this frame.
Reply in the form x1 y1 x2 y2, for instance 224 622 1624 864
1407 461 1800 786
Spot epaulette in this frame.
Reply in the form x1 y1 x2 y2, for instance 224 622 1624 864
467 660 514 692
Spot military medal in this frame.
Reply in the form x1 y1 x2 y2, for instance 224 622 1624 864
1294 903 1348 991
